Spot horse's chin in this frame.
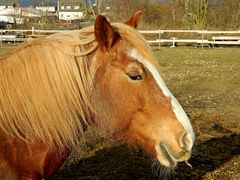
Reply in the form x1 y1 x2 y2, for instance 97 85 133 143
155 143 192 168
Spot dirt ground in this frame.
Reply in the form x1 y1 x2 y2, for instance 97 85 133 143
51 47 240 180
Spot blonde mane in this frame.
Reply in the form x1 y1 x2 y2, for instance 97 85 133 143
0 23 156 150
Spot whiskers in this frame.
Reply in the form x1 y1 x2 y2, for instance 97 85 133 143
151 158 176 179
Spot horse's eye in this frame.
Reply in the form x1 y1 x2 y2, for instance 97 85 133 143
126 73 143 81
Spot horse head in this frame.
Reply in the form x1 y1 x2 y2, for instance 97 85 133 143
90 11 195 168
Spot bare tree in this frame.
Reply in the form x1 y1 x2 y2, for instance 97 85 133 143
184 0 208 29
87 0 239 30
95 0 103 15
228 0 240 28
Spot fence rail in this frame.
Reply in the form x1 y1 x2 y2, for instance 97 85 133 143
1 28 240 48
139 30 240 34
138 29 240 48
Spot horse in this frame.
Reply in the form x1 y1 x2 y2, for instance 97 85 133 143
0 11 195 179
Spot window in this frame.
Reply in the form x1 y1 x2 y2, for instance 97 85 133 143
74 6 79 10
0 6 6 10
66 6 71 10
61 6 64 10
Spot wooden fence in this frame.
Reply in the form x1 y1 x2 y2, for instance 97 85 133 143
139 29 240 48
1 28 240 48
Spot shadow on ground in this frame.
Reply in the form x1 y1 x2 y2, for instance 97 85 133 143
53 133 240 180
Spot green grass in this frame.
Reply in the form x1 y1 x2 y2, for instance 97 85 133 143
0 47 11 55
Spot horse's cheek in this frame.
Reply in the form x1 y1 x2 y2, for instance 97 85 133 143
105 76 139 115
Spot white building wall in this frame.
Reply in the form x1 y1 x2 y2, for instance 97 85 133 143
0 6 6 11
0 8 40 24
36 6 56 13
59 11 84 21
0 15 23 24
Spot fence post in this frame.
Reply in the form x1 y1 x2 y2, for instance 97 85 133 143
158 29 161 49
0 28 2 48
201 29 204 51
32 27 35 37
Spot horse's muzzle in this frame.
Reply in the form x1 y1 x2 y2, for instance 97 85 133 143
159 142 192 167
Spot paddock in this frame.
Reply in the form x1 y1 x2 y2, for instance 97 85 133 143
0 47 239 179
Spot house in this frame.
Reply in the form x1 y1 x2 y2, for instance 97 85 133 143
0 7 41 24
58 0 84 21
0 0 21 24
35 0 57 14
0 0 20 11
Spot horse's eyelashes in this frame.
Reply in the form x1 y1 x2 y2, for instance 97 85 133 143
126 73 143 81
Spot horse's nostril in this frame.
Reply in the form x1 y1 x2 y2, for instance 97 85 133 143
179 132 193 151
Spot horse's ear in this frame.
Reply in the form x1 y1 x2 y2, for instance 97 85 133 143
124 10 142 28
94 15 120 51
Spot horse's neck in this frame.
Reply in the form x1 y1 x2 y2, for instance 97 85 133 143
87 51 101 80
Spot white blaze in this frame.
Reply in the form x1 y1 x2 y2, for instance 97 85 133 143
128 49 195 147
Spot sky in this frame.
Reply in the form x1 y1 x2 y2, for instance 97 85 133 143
20 0 30 7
